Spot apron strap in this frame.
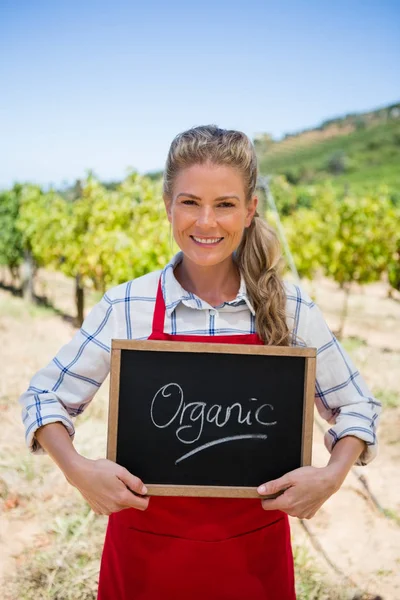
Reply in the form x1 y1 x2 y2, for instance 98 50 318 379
151 277 167 335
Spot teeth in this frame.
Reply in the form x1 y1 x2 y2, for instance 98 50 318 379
192 236 222 244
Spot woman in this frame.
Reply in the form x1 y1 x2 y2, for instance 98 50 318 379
19 125 380 599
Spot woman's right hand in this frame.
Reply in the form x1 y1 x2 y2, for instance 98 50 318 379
64 456 150 515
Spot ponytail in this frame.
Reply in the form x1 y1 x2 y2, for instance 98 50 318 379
236 213 290 346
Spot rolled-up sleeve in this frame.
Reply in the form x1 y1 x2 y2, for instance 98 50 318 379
19 294 115 454
290 285 381 465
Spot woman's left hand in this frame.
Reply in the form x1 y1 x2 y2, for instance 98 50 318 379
257 465 342 519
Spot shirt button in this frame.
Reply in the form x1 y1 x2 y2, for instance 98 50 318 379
209 309 217 317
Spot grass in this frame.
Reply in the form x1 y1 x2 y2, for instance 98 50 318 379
373 388 399 409
382 508 400 527
3 500 104 600
341 336 368 353
0 270 103 324
0 294 56 320
293 545 352 600
16 456 37 483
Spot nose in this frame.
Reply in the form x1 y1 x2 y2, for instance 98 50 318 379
197 205 217 228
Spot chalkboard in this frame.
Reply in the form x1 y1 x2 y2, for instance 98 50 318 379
107 340 316 498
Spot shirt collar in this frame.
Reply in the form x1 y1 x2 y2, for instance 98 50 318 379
160 252 256 317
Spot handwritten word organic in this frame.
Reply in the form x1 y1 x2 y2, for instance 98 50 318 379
150 383 277 462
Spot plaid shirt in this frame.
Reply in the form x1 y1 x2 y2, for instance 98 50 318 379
19 252 380 465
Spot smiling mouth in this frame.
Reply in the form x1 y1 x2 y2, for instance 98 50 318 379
190 236 224 246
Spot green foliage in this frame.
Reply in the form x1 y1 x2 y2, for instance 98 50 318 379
322 190 398 287
341 336 367 353
2 127 399 307
283 184 399 289
382 508 400 526
257 106 400 190
67 172 170 291
0 185 24 271
373 388 399 409
269 176 298 216
283 185 338 279
144 169 164 182
269 176 317 217
17 185 71 268
284 208 328 279
293 545 350 599
326 151 348 175
9 173 171 296
3 500 102 600
387 232 400 292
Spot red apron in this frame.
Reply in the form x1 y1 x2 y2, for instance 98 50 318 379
98 278 296 599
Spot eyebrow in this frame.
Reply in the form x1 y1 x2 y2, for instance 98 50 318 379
176 193 240 201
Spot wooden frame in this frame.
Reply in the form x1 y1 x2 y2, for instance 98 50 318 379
107 339 316 498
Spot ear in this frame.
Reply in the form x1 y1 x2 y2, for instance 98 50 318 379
163 194 173 224
245 196 258 227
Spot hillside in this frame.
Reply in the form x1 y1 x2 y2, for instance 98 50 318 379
255 102 400 189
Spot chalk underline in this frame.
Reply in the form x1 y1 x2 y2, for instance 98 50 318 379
175 434 268 465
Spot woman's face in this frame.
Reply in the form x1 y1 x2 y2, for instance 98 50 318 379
164 163 257 268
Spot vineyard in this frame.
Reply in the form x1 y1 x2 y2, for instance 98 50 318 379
1 171 399 335
0 173 170 323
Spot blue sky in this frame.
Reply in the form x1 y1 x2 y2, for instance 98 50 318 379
1 0 399 188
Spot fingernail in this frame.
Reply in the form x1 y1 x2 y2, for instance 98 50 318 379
257 485 266 494
142 485 148 495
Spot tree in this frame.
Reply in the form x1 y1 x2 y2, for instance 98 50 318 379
322 190 397 337
0 186 24 286
17 185 71 303
283 185 338 280
387 235 400 296
326 151 348 175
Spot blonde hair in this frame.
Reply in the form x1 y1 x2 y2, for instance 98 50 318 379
163 125 290 346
